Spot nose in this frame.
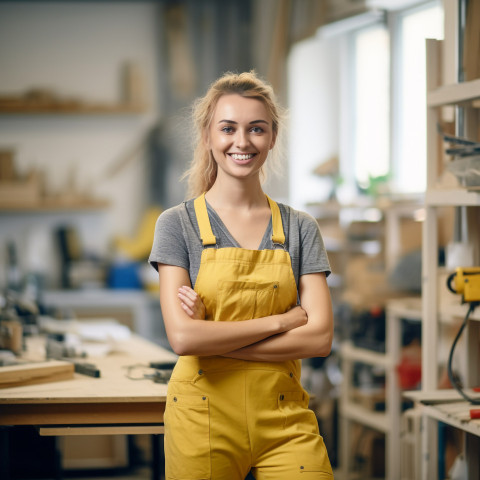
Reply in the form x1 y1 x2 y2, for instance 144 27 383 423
234 129 249 149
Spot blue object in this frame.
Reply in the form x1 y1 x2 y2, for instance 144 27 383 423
107 262 142 289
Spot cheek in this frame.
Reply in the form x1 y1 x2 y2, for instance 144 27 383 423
211 136 230 151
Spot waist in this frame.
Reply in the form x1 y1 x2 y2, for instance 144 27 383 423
171 355 301 381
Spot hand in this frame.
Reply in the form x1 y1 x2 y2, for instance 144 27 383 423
279 305 308 331
178 286 206 320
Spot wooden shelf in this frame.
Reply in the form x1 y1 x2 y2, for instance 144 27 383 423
421 34 480 478
422 404 480 437
425 188 480 206
0 199 110 212
340 341 391 367
404 390 480 437
427 77 480 107
386 297 422 320
0 102 145 115
340 400 388 433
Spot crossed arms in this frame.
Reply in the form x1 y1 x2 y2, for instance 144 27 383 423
157 264 333 362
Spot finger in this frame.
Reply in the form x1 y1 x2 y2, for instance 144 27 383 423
179 286 198 302
178 291 193 304
178 291 200 309
180 302 194 317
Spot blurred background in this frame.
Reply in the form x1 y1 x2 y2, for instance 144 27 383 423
0 0 443 300
2 1 479 479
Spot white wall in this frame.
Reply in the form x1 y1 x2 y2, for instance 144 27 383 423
0 2 161 287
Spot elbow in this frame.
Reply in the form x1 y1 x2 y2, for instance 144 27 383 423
317 343 332 358
169 331 194 356
311 328 333 358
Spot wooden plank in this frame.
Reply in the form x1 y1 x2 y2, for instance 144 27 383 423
0 361 74 389
0 101 144 114
427 78 480 107
0 401 165 426
39 425 164 436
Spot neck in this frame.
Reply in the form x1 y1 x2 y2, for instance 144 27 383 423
205 177 267 211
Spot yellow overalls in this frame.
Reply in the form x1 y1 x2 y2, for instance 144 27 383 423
164 193 333 480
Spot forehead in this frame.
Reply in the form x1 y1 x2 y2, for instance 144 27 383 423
212 94 271 123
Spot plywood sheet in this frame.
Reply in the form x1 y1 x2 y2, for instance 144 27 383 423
0 361 74 388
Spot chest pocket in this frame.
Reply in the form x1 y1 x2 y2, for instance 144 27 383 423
215 280 279 322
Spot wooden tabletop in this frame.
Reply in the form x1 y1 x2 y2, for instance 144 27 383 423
0 334 178 427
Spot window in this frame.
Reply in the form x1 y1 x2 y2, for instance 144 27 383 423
352 25 390 191
393 3 444 193
287 2 444 209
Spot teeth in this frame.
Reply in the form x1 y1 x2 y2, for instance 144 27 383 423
231 154 254 160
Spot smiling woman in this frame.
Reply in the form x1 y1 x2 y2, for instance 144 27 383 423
183 71 284 199
206 94 276 187
148 71 334 480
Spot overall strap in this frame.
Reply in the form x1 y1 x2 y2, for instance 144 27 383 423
193 193 217 246
194 193 285 247
266 195 285 246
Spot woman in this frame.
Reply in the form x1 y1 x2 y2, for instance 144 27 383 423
149 71 334 479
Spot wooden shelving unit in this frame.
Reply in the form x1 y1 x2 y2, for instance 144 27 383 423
404 33 480 479
314 198 423 478
339 297 422 480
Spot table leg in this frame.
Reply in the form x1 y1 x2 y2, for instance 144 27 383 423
151 433 165 480
0 426 10 480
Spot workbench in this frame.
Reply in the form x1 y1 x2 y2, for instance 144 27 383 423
0 334 177 479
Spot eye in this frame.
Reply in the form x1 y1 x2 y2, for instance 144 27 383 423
250 126 265 134
221 125 234 134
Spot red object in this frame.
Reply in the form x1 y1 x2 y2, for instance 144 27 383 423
397 359 422 389
473 386 480 392
470 409 480 419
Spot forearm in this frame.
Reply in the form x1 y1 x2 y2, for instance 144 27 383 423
158 265 306 356
221 319 332 362
223 272 334 362
166 314 287 356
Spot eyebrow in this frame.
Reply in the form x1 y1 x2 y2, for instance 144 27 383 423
218 119 270 125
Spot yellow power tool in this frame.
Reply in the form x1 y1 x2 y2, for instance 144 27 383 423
447 267 480 303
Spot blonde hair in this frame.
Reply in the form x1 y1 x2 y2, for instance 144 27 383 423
182 71 284 199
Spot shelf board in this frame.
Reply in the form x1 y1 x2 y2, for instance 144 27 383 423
425 188 480 206
422 404 480 437
403 390 480 446
340 341 391 367
386 297 422 320
386 298 480 323
404 388 480 404
0 102 145 115
0 200 110 212
340 400 388 432
427 78 480 107
438 302 480 323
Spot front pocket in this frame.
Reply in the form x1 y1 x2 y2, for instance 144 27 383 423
215 281 279 322
164 393 211 479
278 391 334 476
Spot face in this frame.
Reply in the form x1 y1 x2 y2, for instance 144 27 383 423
206 94 276 182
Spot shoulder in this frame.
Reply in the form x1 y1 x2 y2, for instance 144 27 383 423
155 201 195 229
157 202 188 223
277 203 319 233
153 203 191 242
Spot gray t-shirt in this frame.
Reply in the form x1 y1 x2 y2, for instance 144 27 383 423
149 199 330 289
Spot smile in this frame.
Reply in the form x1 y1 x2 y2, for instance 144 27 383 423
230 153 255 160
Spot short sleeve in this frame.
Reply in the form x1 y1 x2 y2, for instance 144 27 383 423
148 206 189 272
298 210 331 277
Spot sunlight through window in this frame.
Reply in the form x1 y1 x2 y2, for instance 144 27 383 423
396 4 443 193
353 26 390 192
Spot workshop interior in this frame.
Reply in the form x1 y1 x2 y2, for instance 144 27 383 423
1 0 480 479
